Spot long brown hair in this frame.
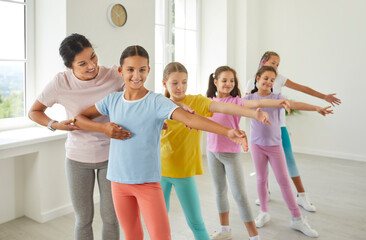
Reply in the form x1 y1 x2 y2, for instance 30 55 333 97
251 66 277 94
206 66 241 98
162 62 188 98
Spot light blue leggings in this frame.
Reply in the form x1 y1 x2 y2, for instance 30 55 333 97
281 126 300 177
161 176 210 240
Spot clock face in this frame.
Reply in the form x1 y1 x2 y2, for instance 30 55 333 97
109 4 127 27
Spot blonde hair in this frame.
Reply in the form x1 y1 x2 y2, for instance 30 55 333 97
162 62 188 98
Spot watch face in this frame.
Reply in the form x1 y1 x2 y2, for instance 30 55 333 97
110 4 127 27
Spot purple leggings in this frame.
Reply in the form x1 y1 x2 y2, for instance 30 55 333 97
251 143 301 218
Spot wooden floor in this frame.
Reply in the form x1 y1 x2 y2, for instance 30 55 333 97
0 153 365 240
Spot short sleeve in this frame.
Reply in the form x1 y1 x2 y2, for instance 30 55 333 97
277 74 288 87
194 94 213 117
37 75 59 107
245 77 255 94
277 93 287 100
243 94 252 101
155 94 179 120
95 93 113 116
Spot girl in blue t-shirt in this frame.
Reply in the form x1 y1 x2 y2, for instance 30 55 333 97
74 45 250 240
247 66 332 238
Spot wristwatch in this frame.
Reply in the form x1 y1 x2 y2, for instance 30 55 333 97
47 119 58 131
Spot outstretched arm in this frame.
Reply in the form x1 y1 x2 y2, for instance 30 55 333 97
75 105 131 140
171 108 248 151
288 101 333 116
242 99 291 114
285 79 341 106
209 101 271 125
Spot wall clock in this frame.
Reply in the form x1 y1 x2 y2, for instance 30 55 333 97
107 3 127 27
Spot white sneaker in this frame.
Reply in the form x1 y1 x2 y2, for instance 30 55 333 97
210 229 232 240
296 192 316 212
255 211 271 228
290 216 319 238
255 191 271 206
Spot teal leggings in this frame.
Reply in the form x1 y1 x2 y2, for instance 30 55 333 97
161 176 210 240
281 126 300 177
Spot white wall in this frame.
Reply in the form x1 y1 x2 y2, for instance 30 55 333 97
199 0 227 94
66 0 155 90
246 0 366 161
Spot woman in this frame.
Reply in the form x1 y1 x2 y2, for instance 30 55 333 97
28 33 126 240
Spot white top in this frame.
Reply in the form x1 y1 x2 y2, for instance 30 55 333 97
37 65 124 163
245 73 288 126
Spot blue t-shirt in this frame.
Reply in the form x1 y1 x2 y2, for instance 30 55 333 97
96 91 179 184
244 92 286 146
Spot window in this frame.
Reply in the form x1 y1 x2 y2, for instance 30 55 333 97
155 0 199 94
0 0 33 128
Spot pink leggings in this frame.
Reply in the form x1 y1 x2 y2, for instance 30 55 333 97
111 181 171 240
251 143 301 218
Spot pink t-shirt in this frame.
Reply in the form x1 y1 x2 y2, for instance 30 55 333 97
37 65 124 163
207 96 244 153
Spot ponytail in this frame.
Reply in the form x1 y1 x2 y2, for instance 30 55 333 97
206 73 217 98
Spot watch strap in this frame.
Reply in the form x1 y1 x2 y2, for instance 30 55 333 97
47 119 58 131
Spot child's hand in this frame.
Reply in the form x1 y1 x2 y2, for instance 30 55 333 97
280 100 291 115
316 106 333 116
255 108 272 126
227 129 248 152
178 102 195 114
103 122 131 139
323 93 341 106
56 119 80 131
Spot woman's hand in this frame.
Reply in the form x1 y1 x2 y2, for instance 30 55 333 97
323 93 341 106
315 106 333 116
255 108 271 125
227 129 248 152
102 122 131 140
54 119 80 131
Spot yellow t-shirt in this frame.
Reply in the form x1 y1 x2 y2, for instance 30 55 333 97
161 94 213 178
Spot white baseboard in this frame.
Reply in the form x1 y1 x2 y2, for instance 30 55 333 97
41 195 100 223
292 147 366 163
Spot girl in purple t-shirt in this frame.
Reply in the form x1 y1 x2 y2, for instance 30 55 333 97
246 66 332 238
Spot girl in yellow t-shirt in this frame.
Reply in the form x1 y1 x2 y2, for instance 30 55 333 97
160 62 288 240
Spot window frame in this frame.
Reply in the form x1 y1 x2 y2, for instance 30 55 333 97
154 0 200 94
0 0 35 131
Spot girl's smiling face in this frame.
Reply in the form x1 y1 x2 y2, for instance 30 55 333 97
163 71 188 102
263 55 280 71
214 70 235 97
256 70 276 92
119 55 150 90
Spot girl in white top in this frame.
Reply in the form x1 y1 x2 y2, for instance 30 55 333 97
245 51 341 212
28 34 127 240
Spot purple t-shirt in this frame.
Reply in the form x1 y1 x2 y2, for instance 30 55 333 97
244 92 286 146
207 96 244 153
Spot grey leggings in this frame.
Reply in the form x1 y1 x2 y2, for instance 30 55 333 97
206 151 254 222
66 158 119 240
